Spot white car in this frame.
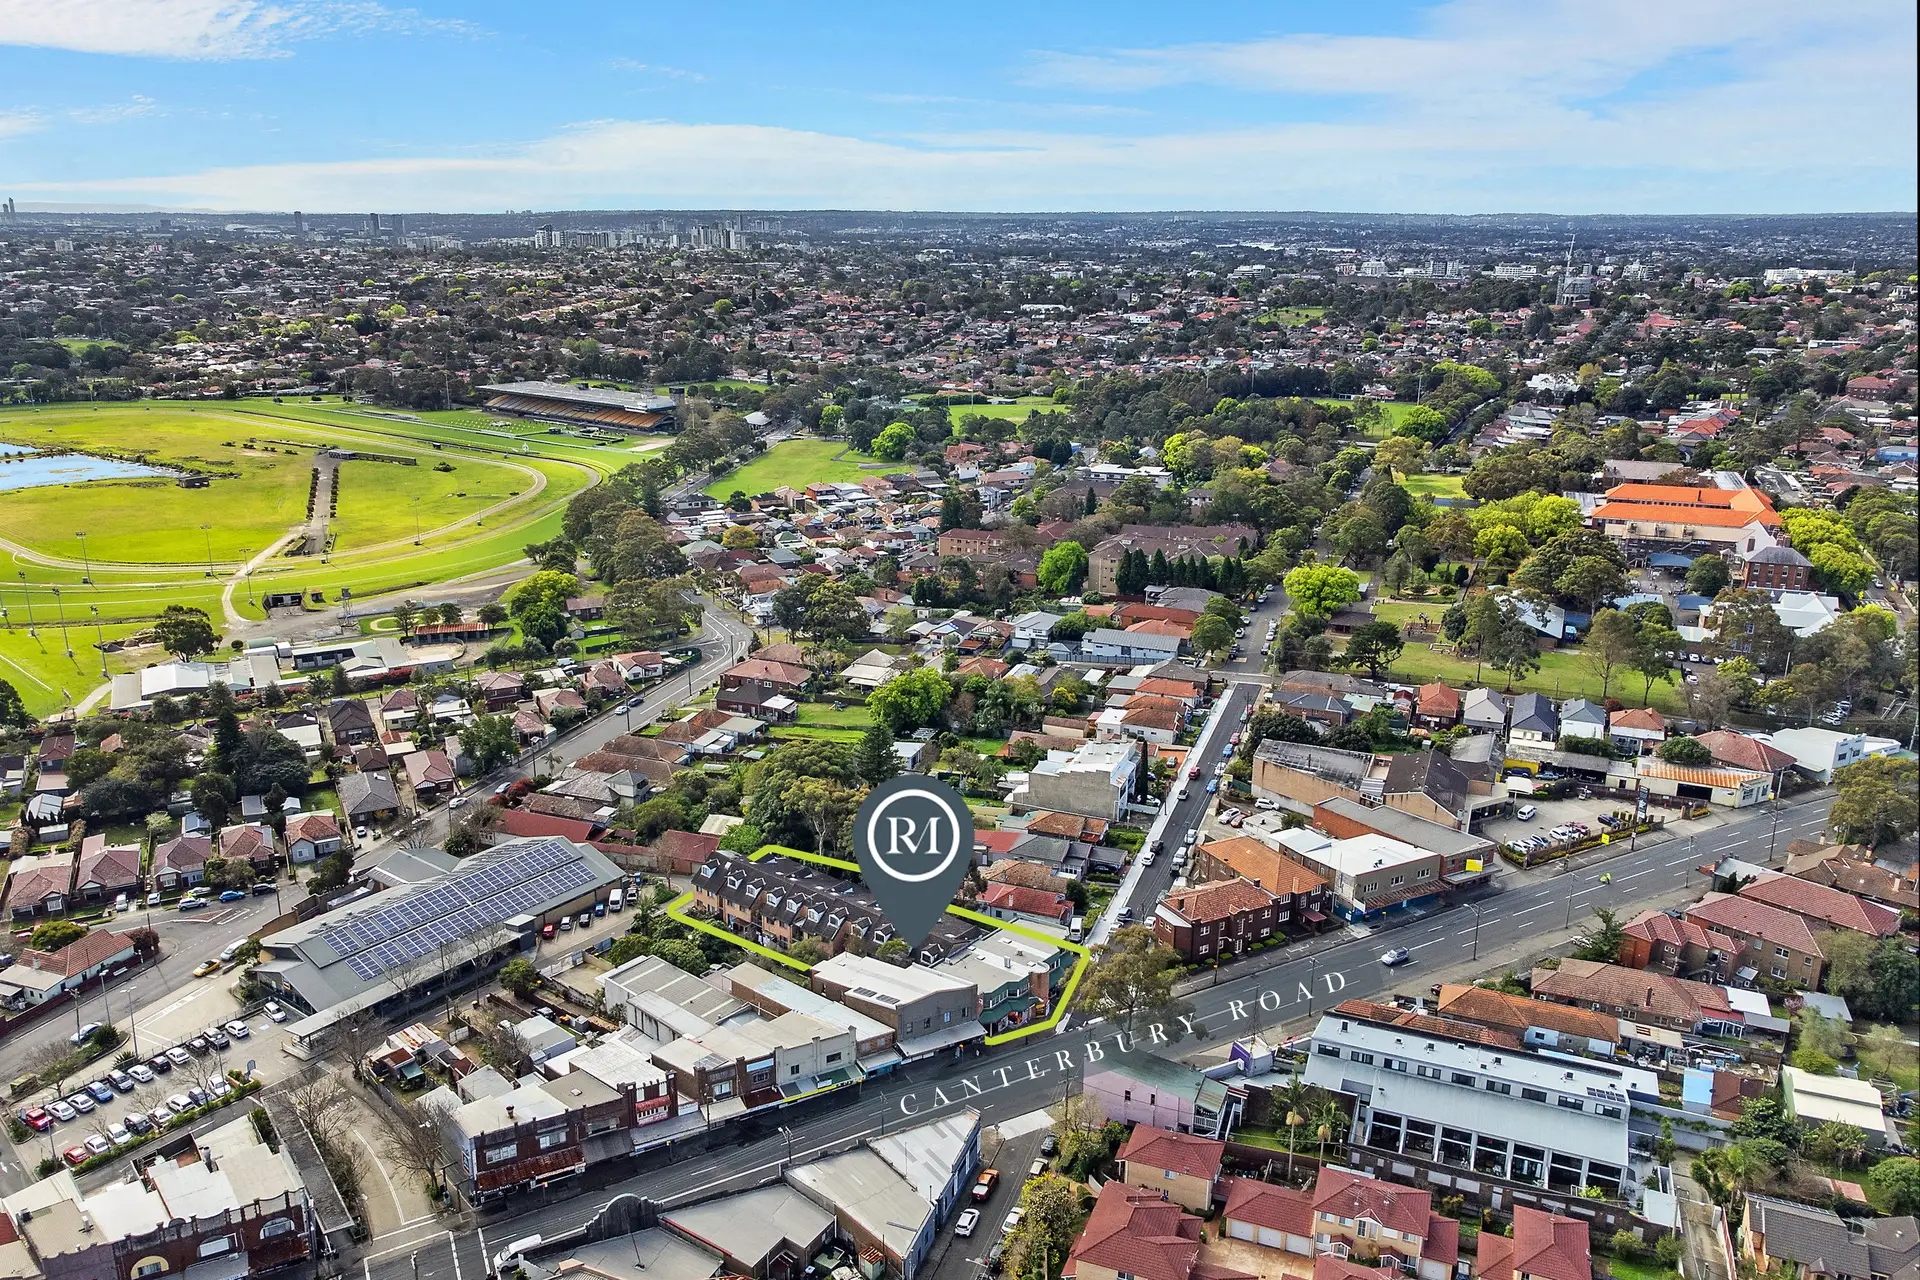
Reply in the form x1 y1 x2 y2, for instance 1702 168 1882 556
85 1134 112 1156
1515 804 1537 821
448 796 466 810
128 1064 156 1084
1141 850 1157 867
166 1094 194 1115
107 1122 132 1146
954 1208 980 1237
1003 1208 1026 1235
354 826 369 839
1254 798 1279 811
263 1001 288 1023
224 1020 250 1039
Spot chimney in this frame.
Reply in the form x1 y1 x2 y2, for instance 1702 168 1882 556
505 1104 515 1120
1645 987 1655 1008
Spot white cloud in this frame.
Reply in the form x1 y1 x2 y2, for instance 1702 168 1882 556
0 109 46 138
0 0 473 60
67 96 163 124
605 58 705 81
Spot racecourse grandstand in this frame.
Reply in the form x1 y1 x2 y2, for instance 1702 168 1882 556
478 380 677 432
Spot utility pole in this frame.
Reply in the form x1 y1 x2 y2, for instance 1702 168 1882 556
201 523 215 577
19 570 35 635
51 585 72 657
89 605 106 678
75 530 91 584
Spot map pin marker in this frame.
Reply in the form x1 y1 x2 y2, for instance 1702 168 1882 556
854 775 974 949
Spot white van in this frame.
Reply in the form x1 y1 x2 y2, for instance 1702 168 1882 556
494 1235 543 1276
609 888 624 912
1067 916 1085 944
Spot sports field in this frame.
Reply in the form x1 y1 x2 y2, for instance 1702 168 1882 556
936 396 1065 422
1399 473 1467 498
0 398 633 717
704 438 908 497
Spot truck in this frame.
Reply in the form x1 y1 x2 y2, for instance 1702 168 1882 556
971 1168 1000 1202
493 1235 543 1276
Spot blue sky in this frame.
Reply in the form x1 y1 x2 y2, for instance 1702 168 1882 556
2 0 1914 213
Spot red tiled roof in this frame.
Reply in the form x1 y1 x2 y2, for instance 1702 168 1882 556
284 813 340 844
1610 707 1666 732
1432 984 1618 1044
494 809 598 841
1067 1183 1215 1280
1738 875 1901 937
979 882 1072 922
1222 1178 1311 1235
1531 958 1734 1023
1508 1207 1590 1280
1685 893 1825 957
1695 731 1796 775
17 928 137 978
1623 909 1737 954
1310 1167 1431 1237
1160 878 1277 926
1416 682 1460 714
1314 1257 1384 1280
1118 1125 1225 1182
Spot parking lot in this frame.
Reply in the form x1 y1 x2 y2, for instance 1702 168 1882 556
1477 792 1638 850
13 1003 277 1169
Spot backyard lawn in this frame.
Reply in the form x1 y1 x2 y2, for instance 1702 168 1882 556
1400 473 1467 498
704 439 909 498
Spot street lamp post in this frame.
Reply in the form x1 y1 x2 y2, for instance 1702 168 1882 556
413 497 422 545
778 1124 794 1170
51 585 72 657
89 605 106 678
18 571 35 635
200 524 215 577
1467 903 1484 960
75 530 91 584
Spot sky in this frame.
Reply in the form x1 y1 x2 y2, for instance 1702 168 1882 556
1 0 1914 215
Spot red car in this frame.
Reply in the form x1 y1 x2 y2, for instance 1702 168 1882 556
1230 732 1242 746
1188 765 1201 780
62 1146 89 1167
19 1107 51 1132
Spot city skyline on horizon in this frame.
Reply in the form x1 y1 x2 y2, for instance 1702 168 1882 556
1 0 1913 216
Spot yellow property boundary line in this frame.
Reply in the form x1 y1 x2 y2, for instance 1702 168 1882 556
662 843 1090 1046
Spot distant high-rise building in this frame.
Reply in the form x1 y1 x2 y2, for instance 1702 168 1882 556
534 224 557 248
367 212 380 233
292 210 305 236
391 214 404 236
2 198 14 217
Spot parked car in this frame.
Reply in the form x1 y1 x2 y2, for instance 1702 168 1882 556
187 1036 210 1055
1028 1158 1048 1178
1040 1134 1058 1157
86 1081 115 1104
1002 1208 1026 1235
166 1094 194 1114
185 1087 210 1108
128 1063 155 1084
1515 804 1537 821
66 1093 96 1114
218 889 247 902
205 1028 231 1050
46 1100 76 1123
1140 849 1156 867
164 1046 191 1067
178 897 208 911
69 1022 103 1045
1379 947 1412 966
107 1122 132 1146
148 1104 174 1128
84 1133 111 1156
972 1168 1000 1201
146 891 163 907
954 1209 980 1237
19 1106 51 1132
263 1001 288 1023
224 1020 250 1039
106 1070 135 1092
62 1146 89 1168
124 1111 153 1135
192 959 221 978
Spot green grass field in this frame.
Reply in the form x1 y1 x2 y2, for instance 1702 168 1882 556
1314 399 1425 439
705 439 909 498
1399 473 1467 498
1258 306 1327 326
1356 635 1690 714
935 396 1066 422
0 399 621 718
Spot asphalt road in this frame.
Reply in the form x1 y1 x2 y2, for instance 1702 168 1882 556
363 792 1833 1280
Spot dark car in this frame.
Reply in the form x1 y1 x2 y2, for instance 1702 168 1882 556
146 1055 173 1075
1040 1133 1058 1157
986 1242 1006 1273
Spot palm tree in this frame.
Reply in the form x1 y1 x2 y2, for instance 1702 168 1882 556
1277 1079 1312 1181
1313 1098 1349 1168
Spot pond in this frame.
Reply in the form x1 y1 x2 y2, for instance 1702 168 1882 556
0 446 178 492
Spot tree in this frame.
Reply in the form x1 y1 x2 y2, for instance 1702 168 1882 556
1374 434 1430 476
1343 620 1404 680
376 1101 457 1193
1580 609 1640 701
875 936 910 964
867 666 952 734
786 937 829 965
607 575 699 639
1474 522 1531 566
477 602 507 628
390 602 417 637
652 938 707 974
498 958 541 998
1633 624 1684 702
783 777 862 855
1867 1158 1920 1216
1037 541 1089 596
1686 554 1731 596
1572 908 1624 963
1003 1174 1083 1280
853 721 900 786
872 422 915 460
1190 614 1234 658
1078 926 1187 1033
1282 564 1362 618
1555 555 1627 614
28 920 87 952
1481 600 1543 690
721 523 759 550
152 605 218 658
1729 1096 1800 1149
0 677 26 728
459 713 518 775
231 728 309 796
1829 757 1919 846
192 772 233 828
1709 589 1796 674
1658 736 1711 765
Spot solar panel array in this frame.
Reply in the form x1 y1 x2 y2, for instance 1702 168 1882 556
321 839 596 983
